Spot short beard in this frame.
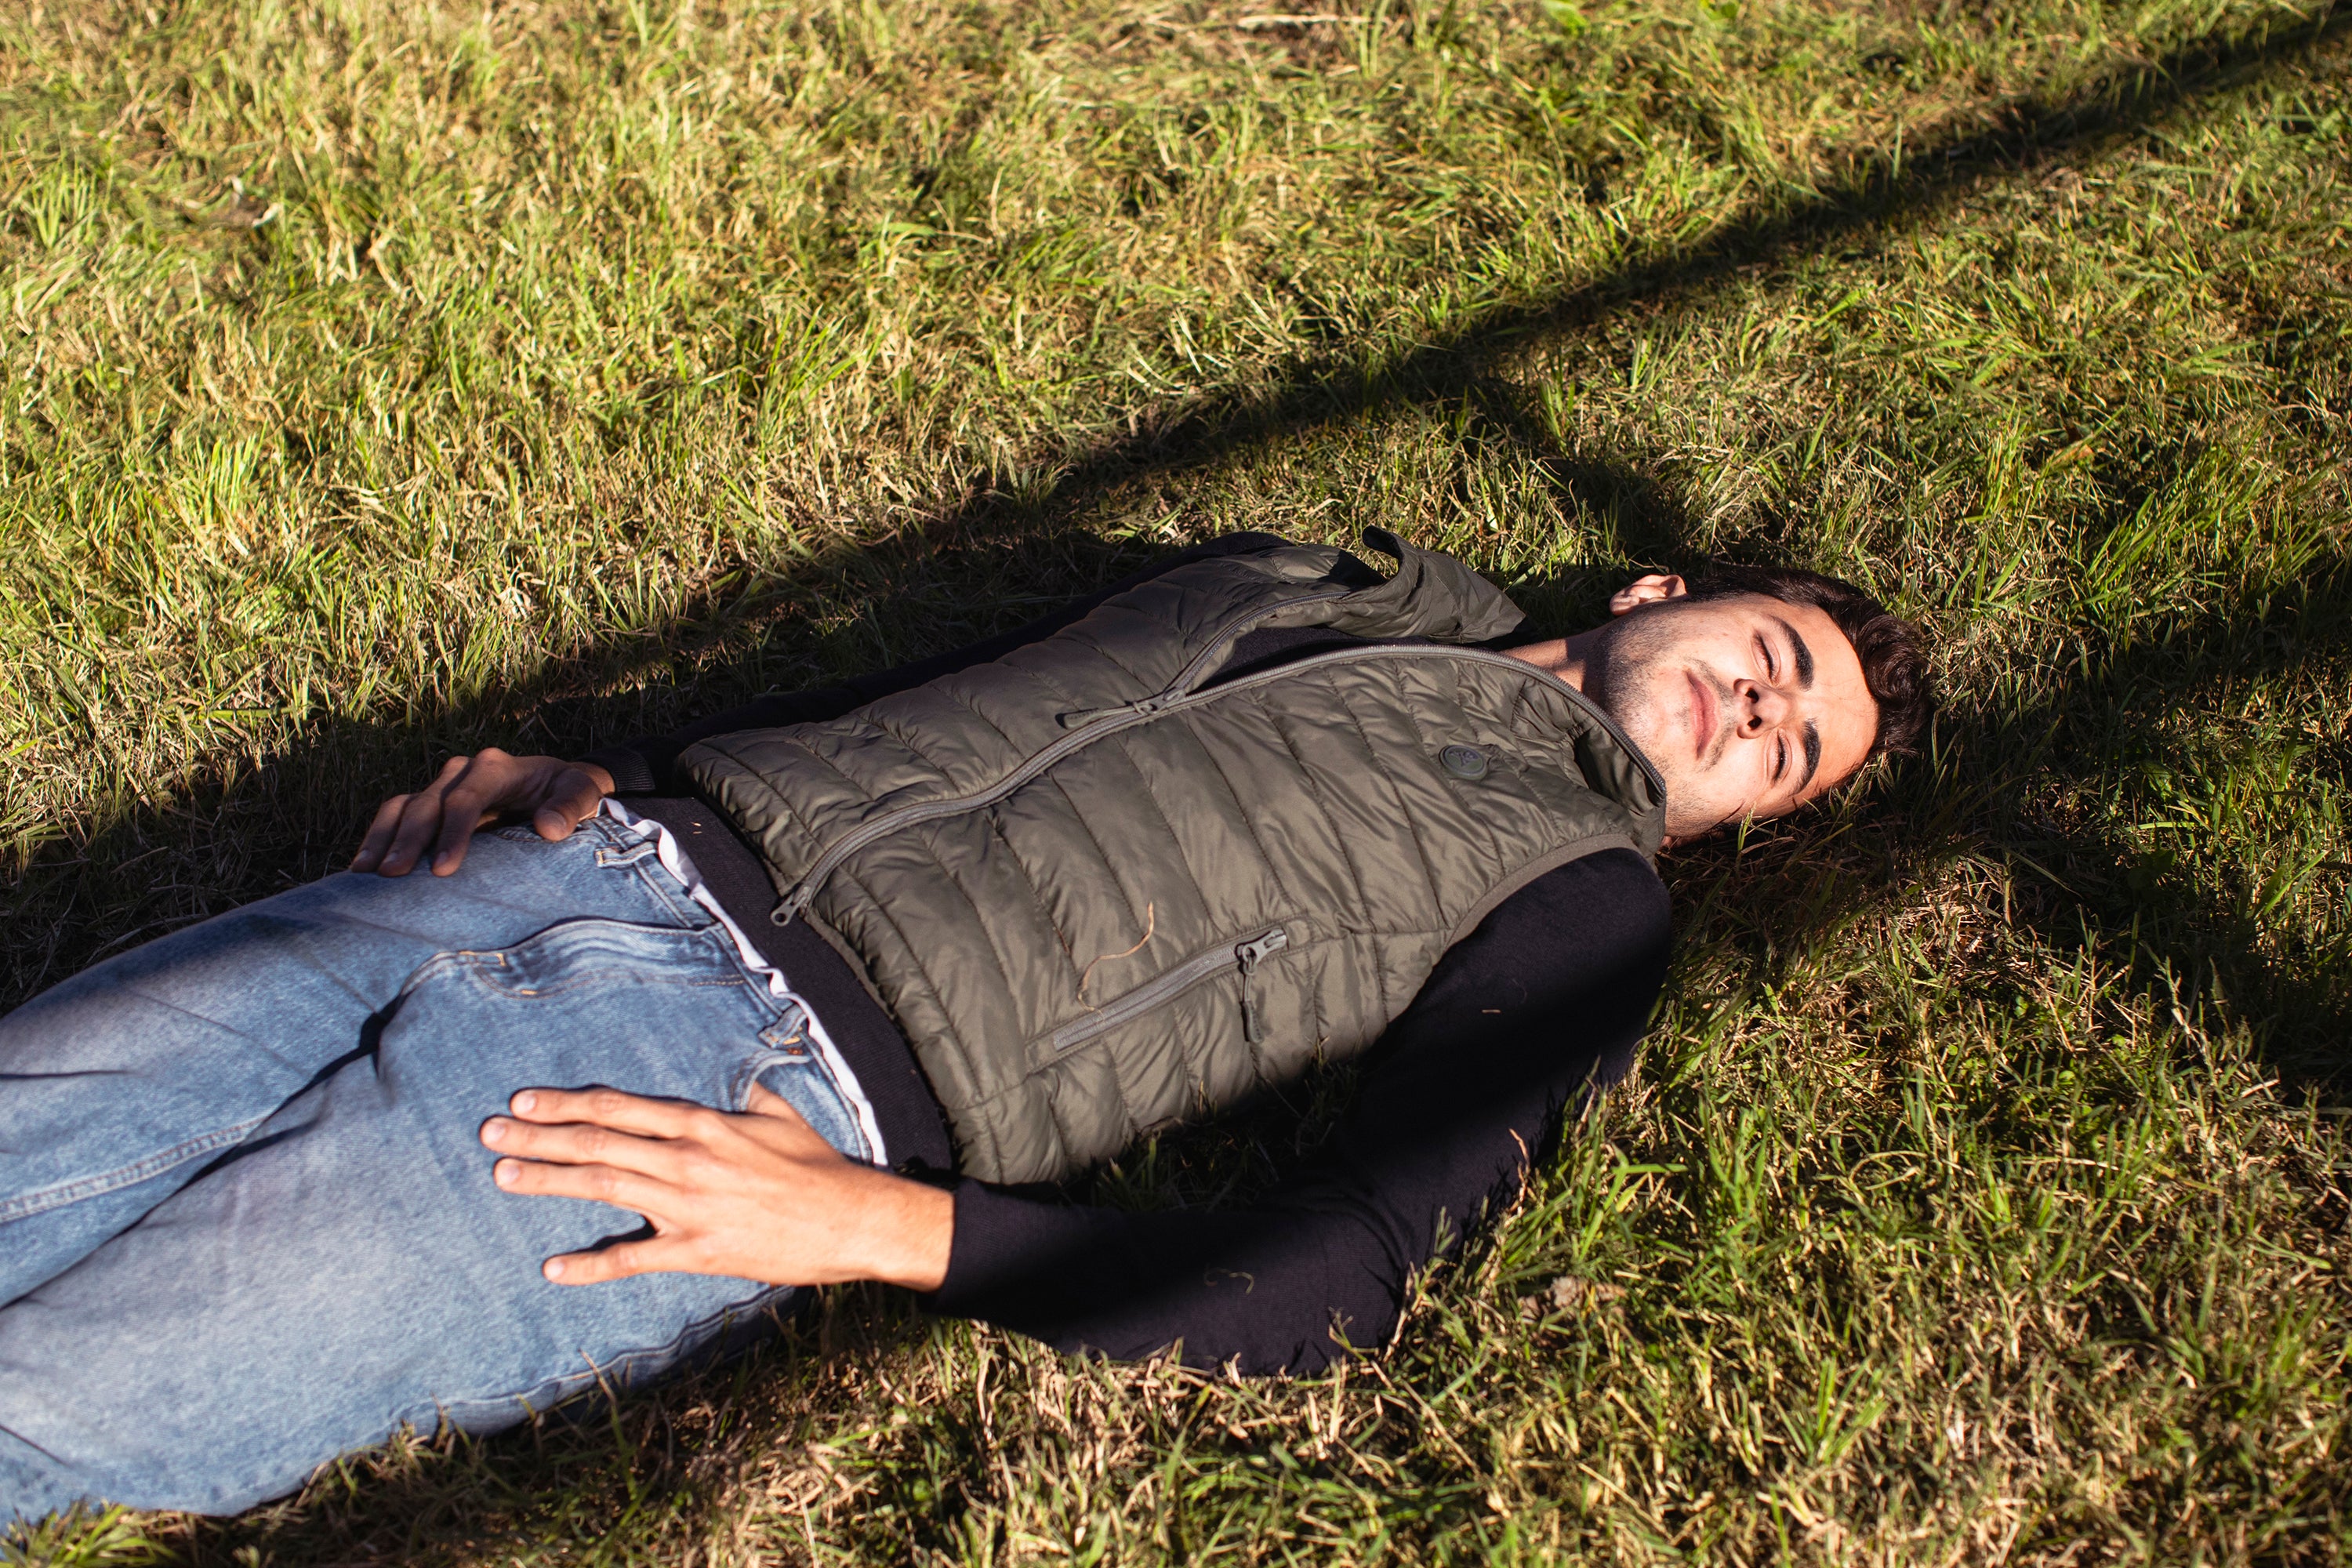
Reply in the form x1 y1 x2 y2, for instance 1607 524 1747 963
1581 610 1725 840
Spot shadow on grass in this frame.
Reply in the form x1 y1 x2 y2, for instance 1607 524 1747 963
10 5 2340 1000
1972 553 2352 1079
8 7 2351 1560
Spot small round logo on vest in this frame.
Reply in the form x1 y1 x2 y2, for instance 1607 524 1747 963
1439 744 1490 781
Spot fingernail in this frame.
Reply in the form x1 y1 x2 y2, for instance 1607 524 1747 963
482 1119 506 1146
544 1258 568 1281
495 1159 519 1186
513 1091 538 1115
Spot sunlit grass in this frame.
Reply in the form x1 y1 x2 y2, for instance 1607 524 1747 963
4 0 2350 1559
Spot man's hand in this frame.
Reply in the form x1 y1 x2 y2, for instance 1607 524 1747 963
351 750 616 877
478 1085 953 1292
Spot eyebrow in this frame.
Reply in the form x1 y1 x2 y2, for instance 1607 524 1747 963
1771 615 1816 689
1763 615 1824 793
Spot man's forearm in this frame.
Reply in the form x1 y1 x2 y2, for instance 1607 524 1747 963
482 1083 954 1291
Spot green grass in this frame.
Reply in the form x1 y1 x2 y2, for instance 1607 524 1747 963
5 0 2352 1559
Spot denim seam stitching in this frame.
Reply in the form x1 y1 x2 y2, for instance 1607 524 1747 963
630 862 700 926
467 971 747 1000
598 818 705 928
576 815 690 925
0 1113 270 1223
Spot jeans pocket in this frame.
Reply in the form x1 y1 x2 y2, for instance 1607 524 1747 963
736 1011 872 1163
451 918 744 1003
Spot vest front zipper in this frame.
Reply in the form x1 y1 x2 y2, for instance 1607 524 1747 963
1051 926 1290 1054
1054 586 1351 729
771 590 1339 924
771 640 1658 927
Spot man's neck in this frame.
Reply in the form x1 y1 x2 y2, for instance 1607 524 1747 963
1502 628 1602 692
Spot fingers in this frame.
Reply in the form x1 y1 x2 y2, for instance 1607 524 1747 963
502 1086 708 1138
426 747 519 875
372 754 473 877
350 791 412 872
490 1152 669 1217
541 1236 696 1286
481 1112 689 1181
353 750 601 875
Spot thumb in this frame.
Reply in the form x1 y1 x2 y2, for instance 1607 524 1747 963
745 1081 813 1129
532 766 608 842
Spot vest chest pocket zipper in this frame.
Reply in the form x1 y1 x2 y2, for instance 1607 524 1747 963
1051 925 1292 1055
1236 928 1288 1043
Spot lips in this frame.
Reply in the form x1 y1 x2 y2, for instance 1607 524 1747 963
1686 672 1715 760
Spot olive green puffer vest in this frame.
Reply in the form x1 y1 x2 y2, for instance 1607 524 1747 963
684 531 1665 1183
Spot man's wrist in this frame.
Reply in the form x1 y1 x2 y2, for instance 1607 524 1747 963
842 1166 953 1291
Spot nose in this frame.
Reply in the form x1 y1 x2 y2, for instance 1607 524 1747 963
1735 678 1791 734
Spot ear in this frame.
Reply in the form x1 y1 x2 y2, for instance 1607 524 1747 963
1608 573 1687 615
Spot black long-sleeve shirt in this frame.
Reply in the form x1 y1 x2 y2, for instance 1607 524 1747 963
584 536 1671 1374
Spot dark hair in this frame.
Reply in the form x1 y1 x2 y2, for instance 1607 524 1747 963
1678 564 1934 762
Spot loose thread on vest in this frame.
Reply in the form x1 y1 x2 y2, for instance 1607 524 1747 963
1075 902 1156 1004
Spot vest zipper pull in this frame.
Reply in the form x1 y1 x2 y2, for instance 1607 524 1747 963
1057 693 1172 730
1235 927 1289 1044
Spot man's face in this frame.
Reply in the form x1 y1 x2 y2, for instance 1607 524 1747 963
1581 579 1879 840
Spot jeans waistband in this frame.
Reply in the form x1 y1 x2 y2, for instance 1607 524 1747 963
594 800 888 1167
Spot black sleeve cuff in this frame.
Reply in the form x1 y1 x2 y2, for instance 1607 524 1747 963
579 745 661 795
921 1180 1091 1315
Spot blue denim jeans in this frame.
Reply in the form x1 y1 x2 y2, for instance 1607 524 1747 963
0 811 874 1521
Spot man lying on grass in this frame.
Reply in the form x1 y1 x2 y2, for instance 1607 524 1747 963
0 528 1928 1520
